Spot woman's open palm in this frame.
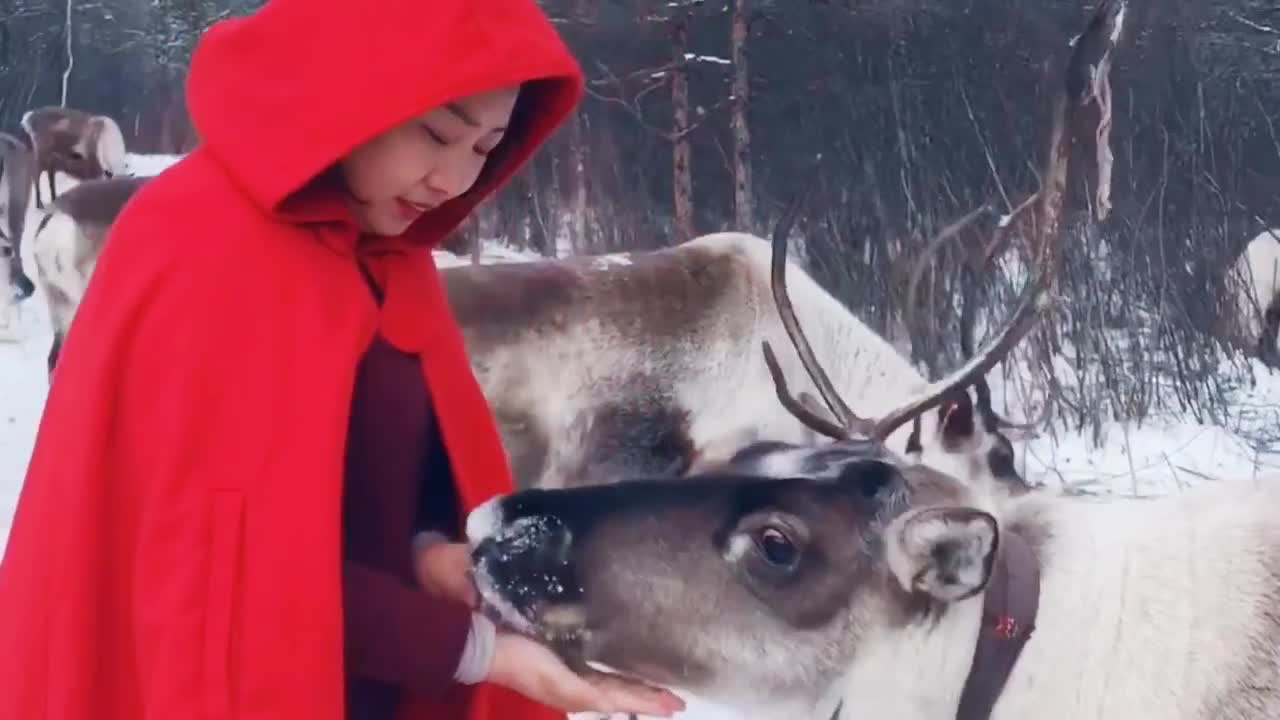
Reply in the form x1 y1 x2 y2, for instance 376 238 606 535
487 631 687 718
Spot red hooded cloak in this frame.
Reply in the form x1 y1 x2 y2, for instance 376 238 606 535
0 1 582 719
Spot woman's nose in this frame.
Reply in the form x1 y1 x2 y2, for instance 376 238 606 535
421 157 483 201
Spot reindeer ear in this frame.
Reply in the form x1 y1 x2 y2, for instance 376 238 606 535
887 506 997 602
938 391 976 448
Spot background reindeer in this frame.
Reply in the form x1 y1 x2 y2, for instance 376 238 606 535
21 106 128 210
31 176 150 373
0 131 35 303
1223 228 1280 366
436 180 1050 496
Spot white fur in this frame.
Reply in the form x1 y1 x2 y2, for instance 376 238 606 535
470 231 1010 490
32 211 96 340
837 477 1280 720
91 116 129 178
685 232 940 454
886 507 997 601
1227 228 1280 348
466 496 504 546
671 233 1020 500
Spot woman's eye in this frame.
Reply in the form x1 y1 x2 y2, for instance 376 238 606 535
420 125 447 144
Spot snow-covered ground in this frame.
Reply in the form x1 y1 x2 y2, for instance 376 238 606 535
3 155 1280 720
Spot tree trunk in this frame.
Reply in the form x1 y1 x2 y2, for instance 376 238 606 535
569 110 589 254
671 11 694 245
730 0 753 233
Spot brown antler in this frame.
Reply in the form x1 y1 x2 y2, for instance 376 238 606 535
762 178 875 438
762 0 1126 446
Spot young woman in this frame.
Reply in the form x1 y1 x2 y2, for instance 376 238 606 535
0 1 686 719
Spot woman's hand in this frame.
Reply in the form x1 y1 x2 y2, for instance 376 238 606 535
413 540 479 610
486 631 687 717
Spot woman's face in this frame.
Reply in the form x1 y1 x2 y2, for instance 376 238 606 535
340 85 518 237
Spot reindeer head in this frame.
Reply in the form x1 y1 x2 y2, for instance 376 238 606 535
757 196 1050 501
466 446 1000 716
0 228 33 303
80 115 129 180
23 108 129 184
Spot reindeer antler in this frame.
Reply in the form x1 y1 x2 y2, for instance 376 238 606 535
762 0 1127 447
763 187 873 437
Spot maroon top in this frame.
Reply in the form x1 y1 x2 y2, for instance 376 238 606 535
342 329 472 719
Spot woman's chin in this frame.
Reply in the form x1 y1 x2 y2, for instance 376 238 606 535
353 205 418 238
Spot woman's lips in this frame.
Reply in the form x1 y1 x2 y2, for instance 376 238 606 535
395 197 433 219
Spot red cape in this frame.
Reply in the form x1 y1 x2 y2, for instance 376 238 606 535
0 2 582 719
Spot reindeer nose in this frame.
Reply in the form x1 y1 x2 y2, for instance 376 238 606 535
12 272 35 302
473 514 574 570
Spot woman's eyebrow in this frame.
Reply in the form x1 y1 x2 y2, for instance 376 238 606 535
445 102 506 133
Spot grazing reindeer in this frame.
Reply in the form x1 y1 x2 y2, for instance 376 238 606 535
465 5 1226 720
32 176 150 374
440 220 1037 498
1224 228 1280 365
0 131 35 301
21 106 128 209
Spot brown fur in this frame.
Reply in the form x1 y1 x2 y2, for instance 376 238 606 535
21 106 127 209
441 244 747 354
48 175 149 232
440 245 759 488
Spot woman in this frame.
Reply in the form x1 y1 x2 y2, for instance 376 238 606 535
0 1 686 719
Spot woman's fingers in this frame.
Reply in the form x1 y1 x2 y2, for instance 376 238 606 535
590 673 687 717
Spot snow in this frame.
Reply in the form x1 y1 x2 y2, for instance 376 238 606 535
683 52 731 65
3 158 1280 720
125 152 185 177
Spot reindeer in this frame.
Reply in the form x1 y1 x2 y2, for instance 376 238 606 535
0 131 35 302
31 176 151 374
21 106 128 210
440 220 1040 498
1223 228 1280 365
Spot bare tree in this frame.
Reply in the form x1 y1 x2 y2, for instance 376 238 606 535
671 9 695 242
730 0 753 233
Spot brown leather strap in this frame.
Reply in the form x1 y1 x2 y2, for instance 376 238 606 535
954 528 1040 720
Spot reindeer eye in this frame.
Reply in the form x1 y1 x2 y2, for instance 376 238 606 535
0 246 10 259
755 526 798 567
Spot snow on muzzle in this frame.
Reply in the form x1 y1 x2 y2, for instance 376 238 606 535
467 496 586 641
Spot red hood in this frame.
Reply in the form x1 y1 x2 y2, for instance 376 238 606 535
185 0 583 246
